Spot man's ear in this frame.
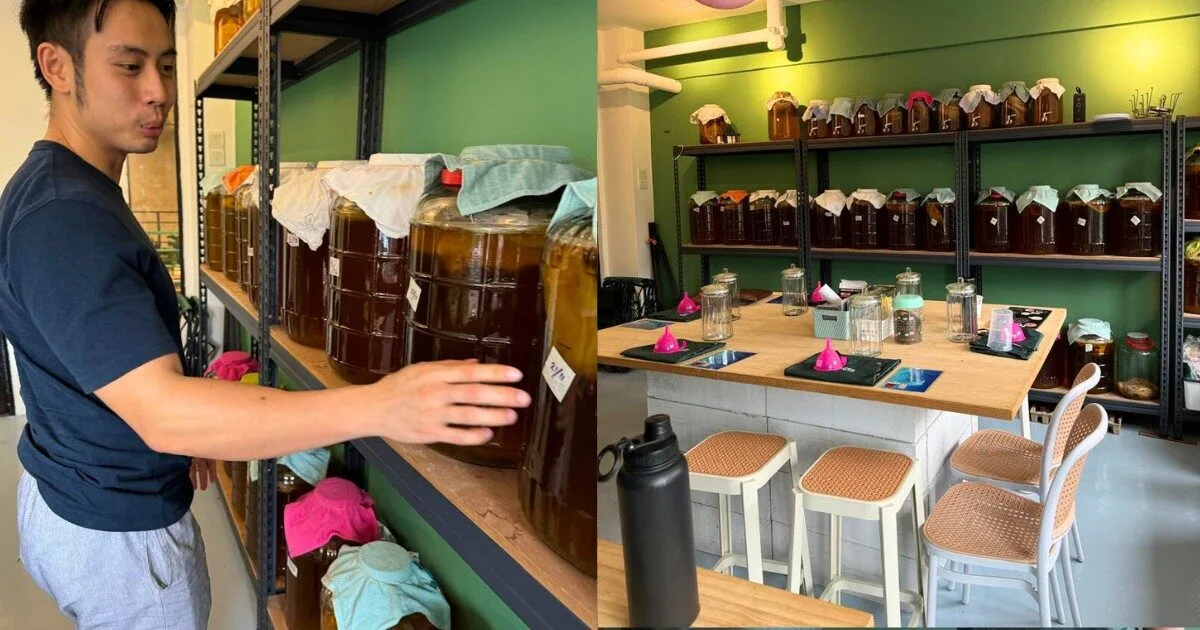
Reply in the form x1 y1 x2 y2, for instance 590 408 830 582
37 42 77 99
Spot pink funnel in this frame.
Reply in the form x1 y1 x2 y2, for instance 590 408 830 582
654 326 688 354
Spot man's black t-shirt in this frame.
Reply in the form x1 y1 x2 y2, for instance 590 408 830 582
0 140 192 532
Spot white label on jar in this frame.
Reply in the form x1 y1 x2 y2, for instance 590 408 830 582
1077 218 1087 226
1085 343 1094 353
855 215 863 222
329 257 341 277
1131 216 1142 226
542 346 575 403
247 246 254 258
1037 216 1046 225
893 215 900 222
990 217 999 226
286 233 300 247
930 219 938 227
406 278 422 311
249 461 259 482
287 558 298 577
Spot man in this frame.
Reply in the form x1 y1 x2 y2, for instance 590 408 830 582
4 1 530 628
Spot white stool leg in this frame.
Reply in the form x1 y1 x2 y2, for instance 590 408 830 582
1070 521 1085 563
946 559 957 591
829 514 843 604
742 483 764 584
911 470 928 619
880 507 902 627
718 493 733 574
1060 537 1081 626
1019 395 1031 440
925 552 939 627
787 492 812 595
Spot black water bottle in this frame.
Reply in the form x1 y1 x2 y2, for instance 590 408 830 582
598 414 700 628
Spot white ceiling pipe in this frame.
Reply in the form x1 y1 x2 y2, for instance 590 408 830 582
598 67 684 94
617 0 787 64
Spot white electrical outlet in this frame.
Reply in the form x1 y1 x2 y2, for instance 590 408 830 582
638 168 649 190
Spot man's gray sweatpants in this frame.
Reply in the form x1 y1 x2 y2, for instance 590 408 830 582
16 471 212 629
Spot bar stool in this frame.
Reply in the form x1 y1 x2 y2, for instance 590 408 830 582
685 431 810 593
789 445 926 627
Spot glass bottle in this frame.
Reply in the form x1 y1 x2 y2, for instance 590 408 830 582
878 94 907 136
1186 145 1200 220
242 0 261 19
847 189 884 249
896 267 921 297
1115 332 1159 401
766 92 801 141
907 92 933 134
1062 185 1111 256
712 268 741 320
286 538 348 630
222 190 240 283
204 188 224 272
1067 318 1114 394
689 191 723 245
1031 77 1064 125
922 188 956 252
781 265 808 316
963 84 998 129
691 105 729 145
999 81 1030 128
813 191 847 249
777 191 800 247
1033 326 1068 389
884 189 919 250
853 98 879 136
893 294 924 345
945 278 977 343
230 460 247 520
1017 185 1058 255
849 293 883 357
934 89 964 132
719 191 751 246
974 188 1016 253
214 3 244 55
829 97 855 138
700 284 733 342
804 100 831 139
749 190 781 245
1112 183 1162 257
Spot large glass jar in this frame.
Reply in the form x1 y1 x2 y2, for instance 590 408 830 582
222 190 240 283
804 100 831 139
945 278 977 343
1186 247 1200 314
1186 145 1200 220
230 460 247 520
749 190 781 245
922 188 956 252
691 105 729 145
688 191 722 245
974 188 1016 253
766 92 801 141
1112 183 1162 257
893 294 924 345
246 463 314 582
1031 78 1064 126
519 210 597 576
242 0 261 18
283 227 328 349
719 190 751 245
1016 185 1059 255
1033 326 1068 389
250 163 311 314
849 293 883 357
998 81 1031 128
1062 185 1111 256
777 190 800 247
962 84 999 130
237 182 255 297
204 188 224 272
214 3 244 55
406 170 552 469
1068 318 1114 394
812 190 847 249
907 92 933 134
830 97 855 138
884 189 919 250
320 587 433 630
712 268 741 320
847 189 885 248
700 283 733 342
853 98 879 136
245 461 262 572
878 94 906 136
1116 332 1159 401
286 538 347 630
934 89 964 132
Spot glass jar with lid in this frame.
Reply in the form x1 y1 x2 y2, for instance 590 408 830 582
1116 332 1159 401
690 105 730 145
214 3 244 55
766 92 801 141
202 175 225 272
961 84 999 129
907 92 934 134
719 190 751 245
749 190 781 245
781 264 808 316
1016 185 1059 255
896 267 922 297
777 190 800 247
922 188 956 251
973 187 1017 253
829 97 855 138
712 268 741 320
219 166 255 285
242 0 261 18
1186 238 1200 314
1062 184 1112 256
1067 318 1114 394
250 162 313 313
847 189 886 248
246 461 315 583
804 100 831 139
235 169 257 297
1030 78 1064 125
286 536 348 630
1112 182 1162 257
945 278 978 343
878 94 907 136
1186 145 1200 220
812 190 847 248
893 294 923 345
853 97 879 136
319 542 441 630
689 191 723 245
998 81 1031 128
1033 325 1068 389
700 283 733 342
849 293 883 357
884 188 920 250
934 89 965 131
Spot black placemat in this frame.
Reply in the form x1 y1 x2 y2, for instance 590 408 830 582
784 353 901 386
620 340 726 364
969 328 1044 360
646 308 703 323
1008 307 1053 330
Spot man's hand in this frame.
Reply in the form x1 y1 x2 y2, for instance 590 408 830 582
370 359 531 446
189 457 218 491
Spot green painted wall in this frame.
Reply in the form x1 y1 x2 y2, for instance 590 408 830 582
647 0 1200 340
230 0 596 626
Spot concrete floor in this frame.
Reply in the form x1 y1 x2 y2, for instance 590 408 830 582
0 416 258 630
598 368 1200 627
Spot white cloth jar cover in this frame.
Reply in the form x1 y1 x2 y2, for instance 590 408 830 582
802 99 830 121
815 189 848 216
848 188 887 209
924 187 956 204
272 160 366 250
765 91 801 111
691 190 719 206
690 104 731 125
1065 184 1113 204
976 186 1016 204
1029 77 1066 99
830 97 855 118
749 189 780 204
321 153 436 240
960 84 1002 113
1016 185 1060 213
1116 182 1163 203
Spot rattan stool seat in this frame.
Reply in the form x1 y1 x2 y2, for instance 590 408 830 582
950 429 1042 486
686 431 789 478
800 446 914 503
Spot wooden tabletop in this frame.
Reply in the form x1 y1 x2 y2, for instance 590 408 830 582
598 296 1065 420
597 539 874 628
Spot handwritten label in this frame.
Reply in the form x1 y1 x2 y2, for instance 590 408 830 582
989 217 999 226
287 558 298 577
329 257 341 277
930 219 938 227
855 215 863 222
1130 216 1142 226
1036 216 1046 225
287 233 300 247
1077 218 1087 226
892 215 900 222
542 346 575 403
406 278 422 311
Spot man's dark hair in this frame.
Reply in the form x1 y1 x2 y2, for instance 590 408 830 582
20 0 176 99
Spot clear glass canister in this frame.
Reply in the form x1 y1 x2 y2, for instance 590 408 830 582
1017 185 1058 255
1063 185 1111 256
974 188 1016 253
689 191 722 245
907 92 933 134
878 94 907 136
813 193 846 248
896 267 921 297
713 268 741 320
719 191 751 246
1186 145 1200 220
781 264 808 316
805 100 831 139
885 189 919 250
848 190 883 248
893 294 923 344
749 190 781 245
849 293 883 357
1068 318 1114 394
830 97 855 138
1113 183 1162 257
945 277 978 343
700 283 733 342
999 81 1030 128
1116 332 1159 401
1031 77 1063 125
766 92 801 141
922 189 956 252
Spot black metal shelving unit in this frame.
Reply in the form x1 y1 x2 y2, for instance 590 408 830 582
191 1 591 627
670 116 1185 438
1172 116 1200 434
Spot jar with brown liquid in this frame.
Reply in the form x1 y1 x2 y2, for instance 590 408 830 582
283 229 329 348
884 189 920 250
230 460 248 521
1185 145 1200 220
1062 185 1111 256
878 94 906 136
829 97 855 138
852 98 879 136
214 3 244 55
246 462 314 580
519 208 598 576
204 188 224 272
998 81 1031 128
406 169 553 468
962 84 999 130
242 0 261 18
222 191 241 283
847 189 885 248
974 188 1017 253
236 177 256 297
766 92 801 141
691 105 729 145
1016 185 1059 255
907 92 934 134
319 589 433 630
921 188 956 252
777 190 800 247
1031 78 1064 126
804 100 831 139
749 190 781 245
1032 325 1068 389
286 538 347 630
1186 250 1200 314
812 190 847 248
934 89 965 132
688 191 722 245
249 163 311 313
1068 319 1114 394
719 190 751 245
1112 183 1162 257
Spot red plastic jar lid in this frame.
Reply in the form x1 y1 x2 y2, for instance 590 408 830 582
440 168 463 187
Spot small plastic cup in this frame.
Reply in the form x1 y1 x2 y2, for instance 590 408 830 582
987 308 1014 352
